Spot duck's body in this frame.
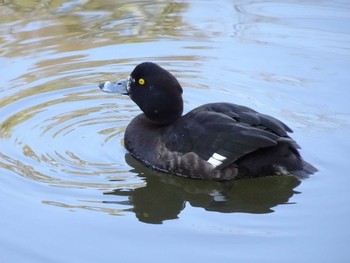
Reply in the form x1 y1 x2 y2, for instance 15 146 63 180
99 62 316 180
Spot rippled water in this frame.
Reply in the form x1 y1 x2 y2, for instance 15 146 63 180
1 1 349 262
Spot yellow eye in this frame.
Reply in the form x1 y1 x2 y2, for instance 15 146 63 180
138 78 145 85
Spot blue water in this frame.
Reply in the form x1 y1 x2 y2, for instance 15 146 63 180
1 1 349 262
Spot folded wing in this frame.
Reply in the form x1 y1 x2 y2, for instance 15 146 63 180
163 103 296 169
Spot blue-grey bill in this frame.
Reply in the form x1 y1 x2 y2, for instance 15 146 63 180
98 79 129 95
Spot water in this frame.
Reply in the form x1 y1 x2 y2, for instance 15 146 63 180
1 0 349 262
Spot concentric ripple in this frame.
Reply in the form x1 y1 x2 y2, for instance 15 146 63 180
0 84 139 189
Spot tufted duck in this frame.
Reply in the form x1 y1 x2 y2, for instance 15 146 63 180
99 62 317 180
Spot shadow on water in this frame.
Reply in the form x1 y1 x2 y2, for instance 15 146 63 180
104 154 301 224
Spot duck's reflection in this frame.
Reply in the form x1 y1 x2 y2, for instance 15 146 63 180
104 154 301 224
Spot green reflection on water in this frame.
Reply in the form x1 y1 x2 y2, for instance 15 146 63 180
0 1 193 58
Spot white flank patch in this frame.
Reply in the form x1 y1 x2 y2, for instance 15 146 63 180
207 157 222 167
207 153 227 168
212 153 226 161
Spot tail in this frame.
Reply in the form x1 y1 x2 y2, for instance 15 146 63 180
292 160 318 178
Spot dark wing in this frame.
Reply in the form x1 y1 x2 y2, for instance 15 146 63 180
163 103 296 169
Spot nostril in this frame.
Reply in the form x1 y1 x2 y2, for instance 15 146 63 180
98 82 105 89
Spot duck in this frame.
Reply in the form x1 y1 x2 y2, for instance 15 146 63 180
99 62 317 180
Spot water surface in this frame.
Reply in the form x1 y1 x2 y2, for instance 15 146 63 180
1 1 349 262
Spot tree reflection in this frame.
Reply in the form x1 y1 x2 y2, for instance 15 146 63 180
104 154 301 224
0 1 191 58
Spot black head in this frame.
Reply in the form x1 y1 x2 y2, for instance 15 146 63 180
126 62 185 125
99 62 184 125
